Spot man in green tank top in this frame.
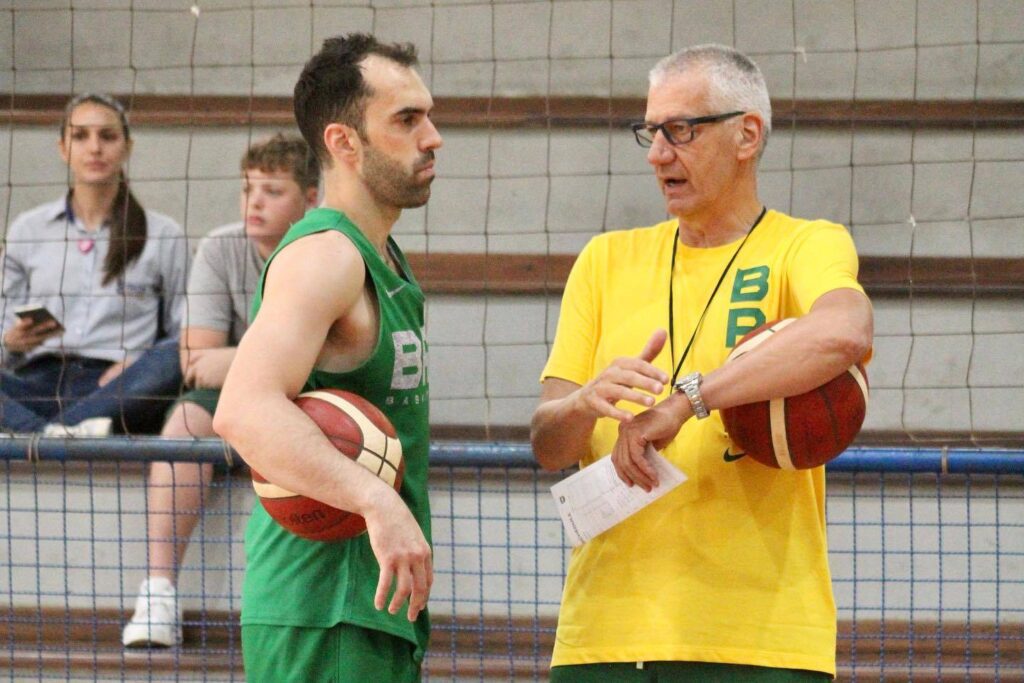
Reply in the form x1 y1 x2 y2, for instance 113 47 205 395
214 33 442 683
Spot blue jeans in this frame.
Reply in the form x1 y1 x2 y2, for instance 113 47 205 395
0 337 182 434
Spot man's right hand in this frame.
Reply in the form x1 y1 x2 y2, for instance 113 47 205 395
3 317 61 354
573 329 670 423
363 490 433 623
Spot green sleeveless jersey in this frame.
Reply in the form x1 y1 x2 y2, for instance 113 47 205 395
241 208 431 659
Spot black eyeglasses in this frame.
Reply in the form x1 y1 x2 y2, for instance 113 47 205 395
631 111 745 148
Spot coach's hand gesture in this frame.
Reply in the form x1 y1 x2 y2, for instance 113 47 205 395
612 390 693 491
577 329 669 422
532 329 671 471
364 491 433 622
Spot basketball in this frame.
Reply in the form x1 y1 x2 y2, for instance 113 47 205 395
719 318 869 470
250 389 404 541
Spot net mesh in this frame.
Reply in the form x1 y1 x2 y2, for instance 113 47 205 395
1 0 1023 680
2 451 1023 680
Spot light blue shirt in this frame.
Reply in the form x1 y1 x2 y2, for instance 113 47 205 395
1 196 188 366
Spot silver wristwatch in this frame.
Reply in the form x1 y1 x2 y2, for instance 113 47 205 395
673 371 710 419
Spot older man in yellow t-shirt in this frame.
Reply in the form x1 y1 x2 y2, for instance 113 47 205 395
532 44 874 682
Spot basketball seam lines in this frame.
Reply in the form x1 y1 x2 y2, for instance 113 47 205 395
302 391 402 487
770 398 795 470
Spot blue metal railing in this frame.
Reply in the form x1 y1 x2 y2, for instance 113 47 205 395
0 437 1022 474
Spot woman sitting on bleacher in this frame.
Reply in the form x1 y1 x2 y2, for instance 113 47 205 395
0 93 187 436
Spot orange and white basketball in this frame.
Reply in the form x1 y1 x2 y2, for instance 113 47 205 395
250 389 404 541
719 318 869 470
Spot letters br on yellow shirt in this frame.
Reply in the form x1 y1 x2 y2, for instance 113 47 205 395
541 210 867 675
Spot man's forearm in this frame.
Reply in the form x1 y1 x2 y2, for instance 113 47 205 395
701 292 873 412
216 389 399 516
531 392 597 471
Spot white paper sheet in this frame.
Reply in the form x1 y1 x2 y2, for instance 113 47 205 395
550 445 688 547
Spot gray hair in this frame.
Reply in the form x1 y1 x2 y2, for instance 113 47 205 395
649 44 772 154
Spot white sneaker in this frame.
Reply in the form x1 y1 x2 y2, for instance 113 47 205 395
42 417 113 438
122 577 182 648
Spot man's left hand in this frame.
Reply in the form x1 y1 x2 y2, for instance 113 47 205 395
185 348 237 389
611 392 692 491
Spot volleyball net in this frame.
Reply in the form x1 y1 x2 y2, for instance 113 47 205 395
2 0 1024 680
3 0 1022 446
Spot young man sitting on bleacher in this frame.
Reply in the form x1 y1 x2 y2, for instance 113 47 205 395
122 134 319 648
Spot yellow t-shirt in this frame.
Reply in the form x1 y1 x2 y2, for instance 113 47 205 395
541 210 867 675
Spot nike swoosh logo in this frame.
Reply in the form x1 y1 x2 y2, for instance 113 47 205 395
723 448 747 462
385 283 406 298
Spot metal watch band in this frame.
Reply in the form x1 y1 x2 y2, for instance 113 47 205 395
674 371 710 419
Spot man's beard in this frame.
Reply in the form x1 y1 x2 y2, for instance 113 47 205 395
363 147 434 209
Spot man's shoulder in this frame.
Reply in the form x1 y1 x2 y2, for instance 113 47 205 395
583 219 676 258
765 209 847 236
760 210 859 266
280 222 359 254
290 207 349 233
271 208 355 255
203 222 247 240
271 227 365 286
193 223 252 273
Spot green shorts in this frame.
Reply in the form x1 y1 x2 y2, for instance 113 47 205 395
172 387 221 417
241 622 421 683
550 661 831 683
169 388 239 472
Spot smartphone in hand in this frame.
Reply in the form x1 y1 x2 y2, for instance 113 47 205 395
14 303 64 332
